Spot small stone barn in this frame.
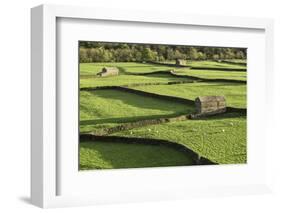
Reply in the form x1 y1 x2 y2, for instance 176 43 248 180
176 59 186 66
195 96 226 115
97 67 119 77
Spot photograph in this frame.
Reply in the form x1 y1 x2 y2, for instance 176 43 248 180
78 41 247 170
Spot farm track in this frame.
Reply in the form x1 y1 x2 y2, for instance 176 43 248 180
80 134 216 165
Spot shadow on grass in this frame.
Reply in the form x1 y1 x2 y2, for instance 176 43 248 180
191 112 246 121
87 89 194 113
173 82 245 87
79 140 196 170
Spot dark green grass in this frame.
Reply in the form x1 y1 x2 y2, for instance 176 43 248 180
113 115 246 164
80 90 193 133
133 82 246 108
80 141 194 170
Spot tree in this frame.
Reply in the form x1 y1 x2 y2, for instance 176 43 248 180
79 42 247 62
114 48 133 62
212 54 220 60
79 48 91 63
236 51 245 59
189 47 199 60
197 52 207 60
141 48 158 61
173 50 186 60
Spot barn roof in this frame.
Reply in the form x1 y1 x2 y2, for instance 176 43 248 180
195 96 225 102
102 67 119 71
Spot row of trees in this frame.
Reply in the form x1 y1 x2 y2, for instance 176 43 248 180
79 41 246 63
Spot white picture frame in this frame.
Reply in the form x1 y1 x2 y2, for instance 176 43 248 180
31 4 274 208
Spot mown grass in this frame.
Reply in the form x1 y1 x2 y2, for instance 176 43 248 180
156 60 246 69
80 62 172 75
80 62 191 88
186 60 246 69
80 62 246 88
80 141 194 170
80 90 193 133
80 73 189 88
113 114 246 164
222 59 247 63
174 68 247 81
134 82 246 108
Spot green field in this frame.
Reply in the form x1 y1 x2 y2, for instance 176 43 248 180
79 61 247 169
80 89 193 133
174 68 246 81
133 83 246 108
113 115 246 164
185 60 245 69
80 141 194 170
80 62 191 88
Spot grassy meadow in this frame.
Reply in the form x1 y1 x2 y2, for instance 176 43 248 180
79 60 247 170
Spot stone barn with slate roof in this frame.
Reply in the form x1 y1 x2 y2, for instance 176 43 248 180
195 96 226 115
176 59 186 66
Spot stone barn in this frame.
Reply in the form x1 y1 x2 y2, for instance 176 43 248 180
175 59 186 66
195 96 226 115
97 67 119 77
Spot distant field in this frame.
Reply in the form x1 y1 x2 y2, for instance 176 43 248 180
80 62 172 75
161 60 246 69
79 61 247 169
80 73 191 88
174 68 246 81
186 60 246 69
80 62 246 88
80 62 190 88
222 59 247 63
